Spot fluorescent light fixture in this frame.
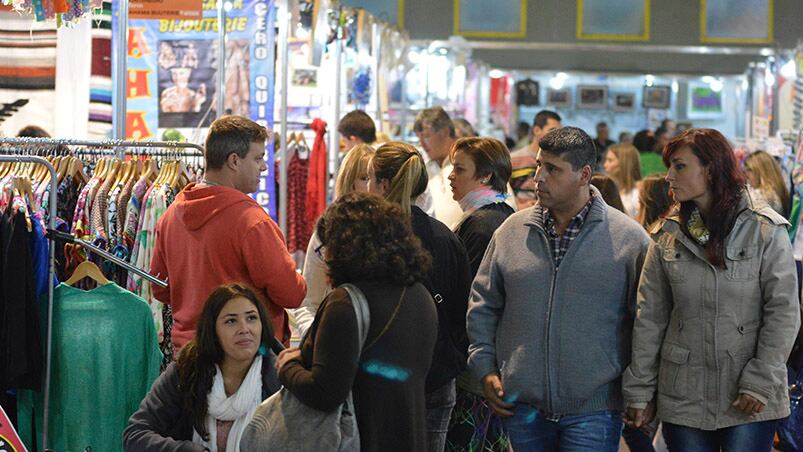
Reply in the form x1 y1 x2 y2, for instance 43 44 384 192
489 69 505 79
781 59 797 79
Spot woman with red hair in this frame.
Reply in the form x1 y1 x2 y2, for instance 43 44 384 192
622 128 800 451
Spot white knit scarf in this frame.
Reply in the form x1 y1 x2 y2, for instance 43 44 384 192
193 355 263 452
454 186 508 229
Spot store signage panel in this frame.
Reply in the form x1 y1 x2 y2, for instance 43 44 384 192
577 0 650 41
701 0 773 44
342 0 402 27
129 0 203 20
454 0 527 38
117 0 278 218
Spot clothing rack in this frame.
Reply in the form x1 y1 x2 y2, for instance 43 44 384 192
0 155 57 452
0 137 192 451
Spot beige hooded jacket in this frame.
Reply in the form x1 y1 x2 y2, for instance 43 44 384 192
623 190 800 430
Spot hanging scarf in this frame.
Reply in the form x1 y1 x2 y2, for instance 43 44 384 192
454 186 507 229
687 207 710 246
193 355 263 452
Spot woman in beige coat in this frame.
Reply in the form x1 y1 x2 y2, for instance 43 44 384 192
622 128 800 451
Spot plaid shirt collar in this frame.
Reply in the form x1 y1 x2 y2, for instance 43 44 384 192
540 193 595 267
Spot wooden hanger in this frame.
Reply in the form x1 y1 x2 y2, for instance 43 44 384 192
65 260 111 286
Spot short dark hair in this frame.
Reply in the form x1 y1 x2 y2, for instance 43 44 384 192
655 126 669 138
176 283 273 440
632 129 656 153
452 118 477 137
533 110 561 129
451 137 511 193
17 125 50 138
317 192 431 287
337 110 376 143
414 106 455 138
596 121 608 130
538 127 595 171
205 115 269 170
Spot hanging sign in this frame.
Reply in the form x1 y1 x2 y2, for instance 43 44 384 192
115 0 278 218
0 405 27 452
129 0 204 20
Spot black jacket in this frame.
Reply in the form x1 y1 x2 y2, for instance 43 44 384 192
410 206 472 392
122 354 280 451
454 203 515 278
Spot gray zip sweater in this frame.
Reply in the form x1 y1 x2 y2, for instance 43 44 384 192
467 189 650 415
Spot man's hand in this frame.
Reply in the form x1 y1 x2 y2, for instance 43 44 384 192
276 347 302 371
732 393 765 415
625 400 656 428
481 372 514 418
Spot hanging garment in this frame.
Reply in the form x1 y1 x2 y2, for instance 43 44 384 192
56 175 79 227
17 282 161 452
287 145 310 253
304 119 328 228
0 200 42 391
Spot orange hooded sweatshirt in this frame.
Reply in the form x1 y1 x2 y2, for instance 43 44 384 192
150 183 306 350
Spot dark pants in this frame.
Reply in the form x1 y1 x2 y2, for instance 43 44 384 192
662 420 777 452
503 404 622 452
622 425 656 452
426 379 456 452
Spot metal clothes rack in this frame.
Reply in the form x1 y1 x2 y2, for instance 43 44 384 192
0 137 193 450
0 137 204 159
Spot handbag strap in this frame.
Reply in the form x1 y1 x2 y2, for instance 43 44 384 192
340 283 371 351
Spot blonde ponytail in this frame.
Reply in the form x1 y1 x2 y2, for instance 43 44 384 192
372 141 428 215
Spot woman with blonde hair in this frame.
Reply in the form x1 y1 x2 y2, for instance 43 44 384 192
369 141 472 452
604 143 642 217
745 150 789 217
292 144 374 337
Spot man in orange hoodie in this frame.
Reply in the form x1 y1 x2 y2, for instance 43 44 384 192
151 115 306 350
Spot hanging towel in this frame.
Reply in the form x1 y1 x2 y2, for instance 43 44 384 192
305 118 328 228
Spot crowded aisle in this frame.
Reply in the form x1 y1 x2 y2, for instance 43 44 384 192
1 0 802 451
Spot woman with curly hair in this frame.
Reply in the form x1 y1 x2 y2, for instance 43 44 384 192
623 129 799 451
124 284 281 451
278 192 438 451
367 141 472 451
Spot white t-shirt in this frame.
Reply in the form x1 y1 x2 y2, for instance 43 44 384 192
621 187 640 219
426 159 463 228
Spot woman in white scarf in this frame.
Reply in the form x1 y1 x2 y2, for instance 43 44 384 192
123 284 281 452
446 137 515 450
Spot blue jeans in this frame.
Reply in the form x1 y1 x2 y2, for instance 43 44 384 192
503 404 623 452
662 420 778 452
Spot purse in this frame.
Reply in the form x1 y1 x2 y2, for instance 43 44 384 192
239 283 370 452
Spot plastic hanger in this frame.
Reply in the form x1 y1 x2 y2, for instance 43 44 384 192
65 260 111 286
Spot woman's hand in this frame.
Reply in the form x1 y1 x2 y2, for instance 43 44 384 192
276 347 302 371
732 393 765 415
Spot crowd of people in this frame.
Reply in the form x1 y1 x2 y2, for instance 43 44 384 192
115 108 799 452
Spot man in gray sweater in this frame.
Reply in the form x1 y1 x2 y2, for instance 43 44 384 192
466 127 650 451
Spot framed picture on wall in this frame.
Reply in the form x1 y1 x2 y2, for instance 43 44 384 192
701 0 773 44
613 93 636 111
546 88 572 107
643 85 671 109
454 0 527 38
577 85 608 109
687 81 724 119
577 0 650 41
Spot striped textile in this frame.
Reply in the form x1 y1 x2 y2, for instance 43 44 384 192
0 10 57 90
